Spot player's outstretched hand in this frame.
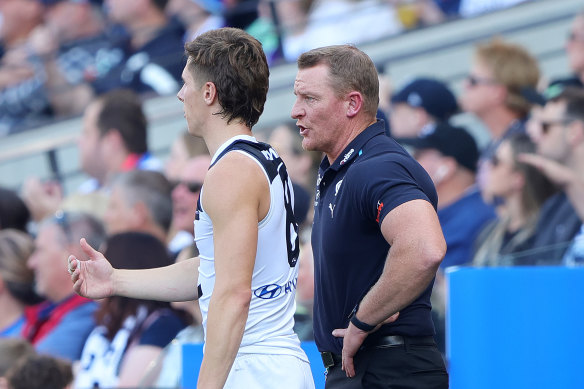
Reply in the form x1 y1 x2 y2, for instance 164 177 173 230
68 238 115 300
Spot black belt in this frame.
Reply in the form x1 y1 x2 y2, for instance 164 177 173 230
320 335 436 369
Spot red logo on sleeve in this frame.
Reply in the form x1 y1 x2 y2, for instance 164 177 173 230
376 201 384 223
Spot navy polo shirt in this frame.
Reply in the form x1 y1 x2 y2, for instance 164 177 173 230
311 121 439 354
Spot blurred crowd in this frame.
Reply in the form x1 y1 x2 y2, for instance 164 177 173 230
1 1 583 388
0 0 531 136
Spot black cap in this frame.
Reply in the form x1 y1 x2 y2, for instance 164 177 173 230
522 78 584 106
391 78 459 121
399 122 479 173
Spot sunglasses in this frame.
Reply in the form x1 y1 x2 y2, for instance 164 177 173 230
490 153 501 167
567 32 584 43
539 118 573 134
171 180 203 193
466 74 498 87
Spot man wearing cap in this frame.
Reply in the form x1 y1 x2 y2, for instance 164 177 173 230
389 77 459 139
400 123 495 352
400 123 495 269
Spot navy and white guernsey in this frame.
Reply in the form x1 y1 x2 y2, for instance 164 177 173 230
195 135 307 360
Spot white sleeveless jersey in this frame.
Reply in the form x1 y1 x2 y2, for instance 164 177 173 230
195 135 306 360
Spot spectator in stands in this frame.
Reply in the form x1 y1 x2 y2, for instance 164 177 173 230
520 87 584 264
105 170 173 247
267 121 315 226
25 0 113 118
0 188 31 232
401 123 495 268
393 0 446 30
165 0 224 42
24 211 106 361
147 245 205 388
92 0 185 95
460 38 540 202
461 39 539 160
0 0 46 135
74 232 187 389
0 230 40 338
268 121 318 192
280 0 403 62
0 338 36 377
551 10 584 88
21 89 161 223
272 0 310 62
389 77 459 139
2 353 73 389
77 88 162 192
168 155 211 256
164 130 209 181
473 133 555 267
400 122 495 353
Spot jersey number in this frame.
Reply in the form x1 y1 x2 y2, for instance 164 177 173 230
278 163 299 267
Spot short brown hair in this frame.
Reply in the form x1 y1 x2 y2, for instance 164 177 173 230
95 89 148 154
297 45 379 117
185 28 269 129
476 39 540 117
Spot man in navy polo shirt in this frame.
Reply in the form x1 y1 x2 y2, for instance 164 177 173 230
292 45 448 388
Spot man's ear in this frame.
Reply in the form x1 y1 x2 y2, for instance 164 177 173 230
203 82 217 106
133 201 151 227
102 128 124 149
347 92 364 118
567 120 584 147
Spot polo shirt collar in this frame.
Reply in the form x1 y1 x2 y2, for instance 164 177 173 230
323 120 386 172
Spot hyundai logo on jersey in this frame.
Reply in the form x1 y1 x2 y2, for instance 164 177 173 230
253 278 297 299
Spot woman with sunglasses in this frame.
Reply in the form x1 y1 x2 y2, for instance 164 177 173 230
473 134 556 266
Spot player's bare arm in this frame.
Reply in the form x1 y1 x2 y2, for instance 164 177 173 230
69 238 200 302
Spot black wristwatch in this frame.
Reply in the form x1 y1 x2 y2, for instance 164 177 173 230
349 305 376 332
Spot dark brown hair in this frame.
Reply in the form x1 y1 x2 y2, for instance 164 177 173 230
185 28 269 129
95 89 148 154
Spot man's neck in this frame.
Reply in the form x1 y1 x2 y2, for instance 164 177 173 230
0 294 24 330
326 117 376 164
204 120 253 158
436 174 475 210
127 14 168 49
478 107 520 141
47 287 74 304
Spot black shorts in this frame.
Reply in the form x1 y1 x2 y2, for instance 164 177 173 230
325 337 448 389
